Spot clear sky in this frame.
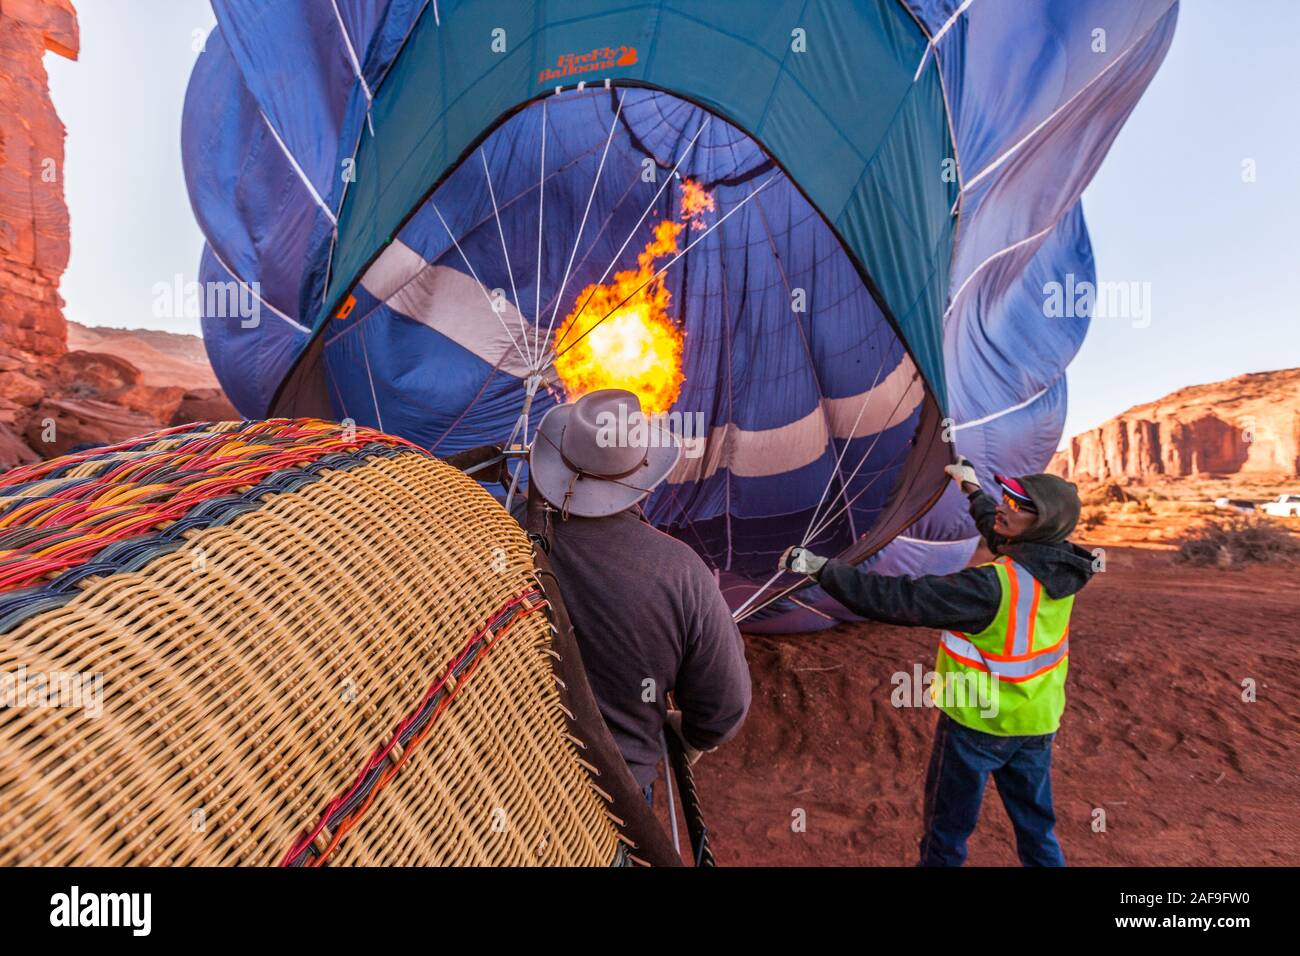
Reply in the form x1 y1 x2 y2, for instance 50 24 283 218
47 0 215 337
1066 0 1300 437
45 0 1299 443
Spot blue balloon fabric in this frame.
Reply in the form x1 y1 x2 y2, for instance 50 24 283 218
182 0 1177 632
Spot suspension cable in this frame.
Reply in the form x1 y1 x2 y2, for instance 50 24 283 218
428 200 532 368
798 355 889 546
542 172 781 369
540 91 627 352
480 147 532 367
549 117 712 356
534 98 547 352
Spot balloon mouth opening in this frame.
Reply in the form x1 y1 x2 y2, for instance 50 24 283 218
553 180 717 414
358 84 931 576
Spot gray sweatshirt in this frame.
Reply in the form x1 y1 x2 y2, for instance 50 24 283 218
543 507 752 787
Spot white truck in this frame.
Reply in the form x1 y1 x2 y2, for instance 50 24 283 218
1260 494 1300 518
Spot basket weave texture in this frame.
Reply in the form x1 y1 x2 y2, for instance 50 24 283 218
0 419 619 865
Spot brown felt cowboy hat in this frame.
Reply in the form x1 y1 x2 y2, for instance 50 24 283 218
530 389 681 518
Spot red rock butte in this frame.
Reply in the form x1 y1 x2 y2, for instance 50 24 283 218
1050 368 1300 482
0 0 77 360
0 1 234 468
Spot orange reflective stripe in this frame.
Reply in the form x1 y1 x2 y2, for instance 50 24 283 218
979 626 1068 662
997 651 1069 683
940 630 1070 681
938 640 989 672
1026 577 1042 653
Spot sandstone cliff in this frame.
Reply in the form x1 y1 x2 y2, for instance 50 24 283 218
0 2 236 466
0 0 77 356
1051 368 1300 482
0 0 77 462
15 322 237 458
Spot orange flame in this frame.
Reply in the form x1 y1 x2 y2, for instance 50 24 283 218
553 179 715 415
679 177 715 228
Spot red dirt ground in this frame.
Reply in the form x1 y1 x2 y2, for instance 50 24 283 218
686 545 1300 866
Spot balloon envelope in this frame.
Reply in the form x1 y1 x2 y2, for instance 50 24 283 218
183 0 1178 630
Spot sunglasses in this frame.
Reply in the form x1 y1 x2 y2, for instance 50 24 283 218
1001 492 1037 514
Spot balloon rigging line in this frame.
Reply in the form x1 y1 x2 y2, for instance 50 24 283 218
729 567 788 623
661 729 681 854
415 96 692 459
802 373 921 545
534 98 548 355
798 353 889 547
503 374 543 513
358 321 385 433
543 171 781 368
660 479 715 563
548 116 712 357
322 134 617 349
755 195 859 542
786 594 836 620
532 168 642 331
428 199 532 368
731 386 918 626
480 147 532 367
734 428 917 625
530 97 690 327
540 91 627 357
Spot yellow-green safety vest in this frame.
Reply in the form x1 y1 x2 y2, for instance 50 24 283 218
932 556 1072 736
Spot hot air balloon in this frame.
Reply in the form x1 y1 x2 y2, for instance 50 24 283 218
182 0 1178 632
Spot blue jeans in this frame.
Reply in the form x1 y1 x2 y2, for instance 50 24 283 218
919 712 1065 867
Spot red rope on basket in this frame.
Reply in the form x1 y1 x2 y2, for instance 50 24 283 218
278 590 547 867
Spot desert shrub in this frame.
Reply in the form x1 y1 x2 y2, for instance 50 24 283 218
1080 505 1107 530
1082 482 1135 506
1176 516 1300 568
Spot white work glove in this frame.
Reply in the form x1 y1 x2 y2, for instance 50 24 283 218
944 456 980 491
666 709 705 765
779 545 827 576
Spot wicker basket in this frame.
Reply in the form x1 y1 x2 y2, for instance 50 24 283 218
0 419 629 866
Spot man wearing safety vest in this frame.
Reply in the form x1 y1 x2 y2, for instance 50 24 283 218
780 459 1094 866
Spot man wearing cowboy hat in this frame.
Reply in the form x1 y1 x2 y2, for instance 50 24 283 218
530 389 751 799
780 458 1095 866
